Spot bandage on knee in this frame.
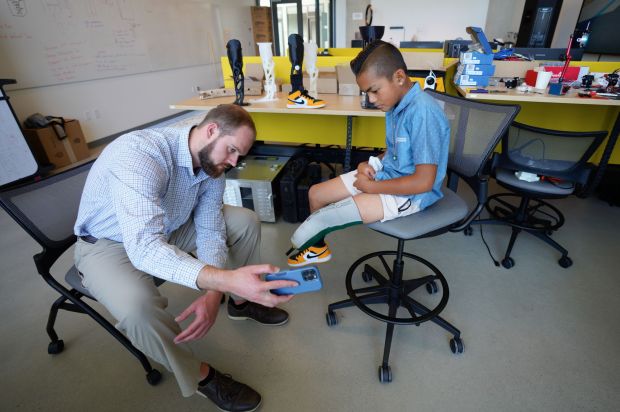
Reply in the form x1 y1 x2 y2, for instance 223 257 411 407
290 197 362 251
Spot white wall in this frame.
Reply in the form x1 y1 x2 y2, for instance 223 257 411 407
484 0 525 42
343 0 490 46
338 1 584 50
5 0 255 144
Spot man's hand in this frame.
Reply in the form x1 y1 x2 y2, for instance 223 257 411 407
357 161 376 180
353 172 375 193
174 291 222 344
198 264 296 307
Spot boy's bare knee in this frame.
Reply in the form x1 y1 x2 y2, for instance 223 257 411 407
308 185 325 211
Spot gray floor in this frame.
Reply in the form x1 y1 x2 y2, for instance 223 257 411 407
1 184 619 412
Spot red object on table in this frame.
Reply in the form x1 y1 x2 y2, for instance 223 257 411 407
525 70 538 87
543 66 580 81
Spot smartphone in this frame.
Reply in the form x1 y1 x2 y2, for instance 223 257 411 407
265 266 323 295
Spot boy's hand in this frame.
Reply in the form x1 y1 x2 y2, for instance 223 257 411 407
357 161 376 179
353 173 375 193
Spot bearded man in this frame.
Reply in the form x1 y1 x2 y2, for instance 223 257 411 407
74 104 295 412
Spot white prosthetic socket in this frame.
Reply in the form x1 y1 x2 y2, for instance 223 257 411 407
290 197 362 252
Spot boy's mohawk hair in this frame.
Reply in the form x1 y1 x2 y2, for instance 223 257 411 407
350 40 388 75
349 40 407 79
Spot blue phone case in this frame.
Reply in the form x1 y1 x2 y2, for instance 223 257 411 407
265 266 323 295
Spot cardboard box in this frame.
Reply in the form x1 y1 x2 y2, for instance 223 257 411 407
460 63 495 76
303 71 338 94
493 61 538 78
401 52 445 70
459 51 494 65
454 74 490 87
254 32 272 44
245 63 264 82
243 63 264 95
336 64 355 83
338 83 360 96
336 64 360 95
251 6 273 53
23 119 90 169
243 86 262 96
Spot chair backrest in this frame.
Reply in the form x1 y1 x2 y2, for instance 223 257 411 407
499 122 607 185
425 90 520 191
0 160 94 257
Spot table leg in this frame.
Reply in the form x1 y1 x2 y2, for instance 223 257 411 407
344 115 353 172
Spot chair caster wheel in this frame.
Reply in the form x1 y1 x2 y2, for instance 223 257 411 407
450 337 464 354
464 226 473 236
48 340 64 355
361 270 372 282
501 257 514 269
147 369 162 385
426 280 438 294
558 256 572 268
326 311 338 326
378 365 392 383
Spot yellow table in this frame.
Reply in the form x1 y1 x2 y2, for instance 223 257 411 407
456 85 620 193
170 94 386 171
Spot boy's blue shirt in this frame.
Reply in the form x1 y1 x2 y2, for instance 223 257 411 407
375 82 450 210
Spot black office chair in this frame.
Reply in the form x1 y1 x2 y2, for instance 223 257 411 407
468 122 607 269
325 91 520 382
0 160 163 385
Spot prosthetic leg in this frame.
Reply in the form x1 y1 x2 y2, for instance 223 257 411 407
305 40 319 96
286 34 325 109
288 197 362 256
254 42 277 101
226 39 249 106
288 34 305 94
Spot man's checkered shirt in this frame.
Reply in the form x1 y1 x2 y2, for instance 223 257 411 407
74 125 226 289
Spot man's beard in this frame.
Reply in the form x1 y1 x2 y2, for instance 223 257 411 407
198 140 228 178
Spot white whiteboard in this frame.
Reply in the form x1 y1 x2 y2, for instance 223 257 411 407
0 0 221 88
0 98 38 186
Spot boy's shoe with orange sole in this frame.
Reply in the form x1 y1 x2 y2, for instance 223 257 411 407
287 90 326 109
288 244 332 267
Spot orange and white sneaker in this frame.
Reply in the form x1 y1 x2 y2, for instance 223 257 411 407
287 244 332 267
287 90 326 109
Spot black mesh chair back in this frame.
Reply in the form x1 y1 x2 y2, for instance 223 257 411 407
326 91 520 383
0 160 162 386
472 122 608 269
433 90 521 185
419 90 521 229
1 161 92 266
500 122 607 186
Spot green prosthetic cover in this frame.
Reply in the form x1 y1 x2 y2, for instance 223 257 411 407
291 197 362 251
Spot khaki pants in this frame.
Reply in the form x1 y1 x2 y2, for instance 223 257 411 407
74 205 260 397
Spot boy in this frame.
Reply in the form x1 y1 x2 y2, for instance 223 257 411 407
287 40 450 266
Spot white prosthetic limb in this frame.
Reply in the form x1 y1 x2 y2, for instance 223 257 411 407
305 41 319 96
253 42 278 102
290 197 362 253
